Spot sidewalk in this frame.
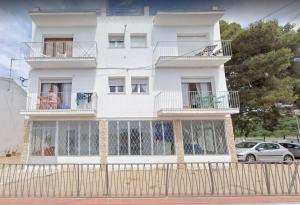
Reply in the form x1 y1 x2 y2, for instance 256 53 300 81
0 197 300 205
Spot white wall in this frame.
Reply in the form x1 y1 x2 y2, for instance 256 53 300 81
0 78 26 155
29 13 228 119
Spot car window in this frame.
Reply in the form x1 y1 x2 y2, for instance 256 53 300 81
266 143 280 150
291 144 300 149
236 142 258 148
280 143 296 148
280 143 288 148
256 143 267 149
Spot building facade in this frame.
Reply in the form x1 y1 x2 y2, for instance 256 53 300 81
20 7 239 164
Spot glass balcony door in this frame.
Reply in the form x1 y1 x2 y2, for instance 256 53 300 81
182 82 213 109
43 38 73 57
39 82 72 110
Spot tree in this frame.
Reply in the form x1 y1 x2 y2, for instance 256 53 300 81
221 20 299 136
220 20 243 41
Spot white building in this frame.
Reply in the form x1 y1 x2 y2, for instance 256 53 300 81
20 7 239 164
0 77 26 155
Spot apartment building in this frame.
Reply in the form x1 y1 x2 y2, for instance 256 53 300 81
20 7 239 164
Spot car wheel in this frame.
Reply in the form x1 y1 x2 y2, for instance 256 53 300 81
283 155 294 162
245 154 256 162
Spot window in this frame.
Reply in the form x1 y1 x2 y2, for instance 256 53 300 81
58 121 99 156
43 38 73 57
131 78 148 94
108 120 175 156
236 142 258 149
280 143 298 149
182 120 228 155
31 121 56 156
181 81 213 109
130 34 147 48
109 77 125 93
30 121 99 157
266 143 280 150
108 34 125 48
256 143 267 150
40 81 72 110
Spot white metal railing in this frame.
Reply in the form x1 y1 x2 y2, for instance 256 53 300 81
25 92 97 112
153 40 232 64
23 41 97 59
155 91 239 112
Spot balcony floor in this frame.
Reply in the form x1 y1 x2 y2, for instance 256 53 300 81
20 109 96 117
155 56 231 68
25 57 97 69
157 108 239 117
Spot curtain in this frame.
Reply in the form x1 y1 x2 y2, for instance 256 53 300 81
62 83 71 109
132 84 138 92
181 83 189 108
195 83 202 93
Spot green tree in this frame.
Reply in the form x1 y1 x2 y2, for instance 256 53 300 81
220 20 243 41
221 20 298 136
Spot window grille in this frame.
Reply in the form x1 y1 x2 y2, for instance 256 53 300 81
182 120 228 155
31 121 99 157
108 120 175 156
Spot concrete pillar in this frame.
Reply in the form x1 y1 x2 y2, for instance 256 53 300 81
99 120 108 164
174 120 184 164
20 119 30 163
225 116 237 162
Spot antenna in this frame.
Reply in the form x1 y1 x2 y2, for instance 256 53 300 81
8 58 14 91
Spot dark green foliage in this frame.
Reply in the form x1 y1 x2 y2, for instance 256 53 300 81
221 20 300 137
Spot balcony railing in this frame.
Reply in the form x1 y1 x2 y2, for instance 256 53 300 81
155 91 239 113
23 41 97 59
153 40 232 65
25 92 97 113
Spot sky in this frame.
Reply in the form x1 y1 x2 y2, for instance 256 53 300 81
0 0 300 87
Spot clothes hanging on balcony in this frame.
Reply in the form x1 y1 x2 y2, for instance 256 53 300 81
76 93 93 109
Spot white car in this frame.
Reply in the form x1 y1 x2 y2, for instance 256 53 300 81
236 141 294 162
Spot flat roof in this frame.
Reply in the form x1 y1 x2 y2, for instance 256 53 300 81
29 9 97 26
154 10 224 26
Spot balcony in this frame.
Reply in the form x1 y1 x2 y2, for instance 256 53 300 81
23 41 97 69
153 40 231 68
20 92 98 117
154 91 239 116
